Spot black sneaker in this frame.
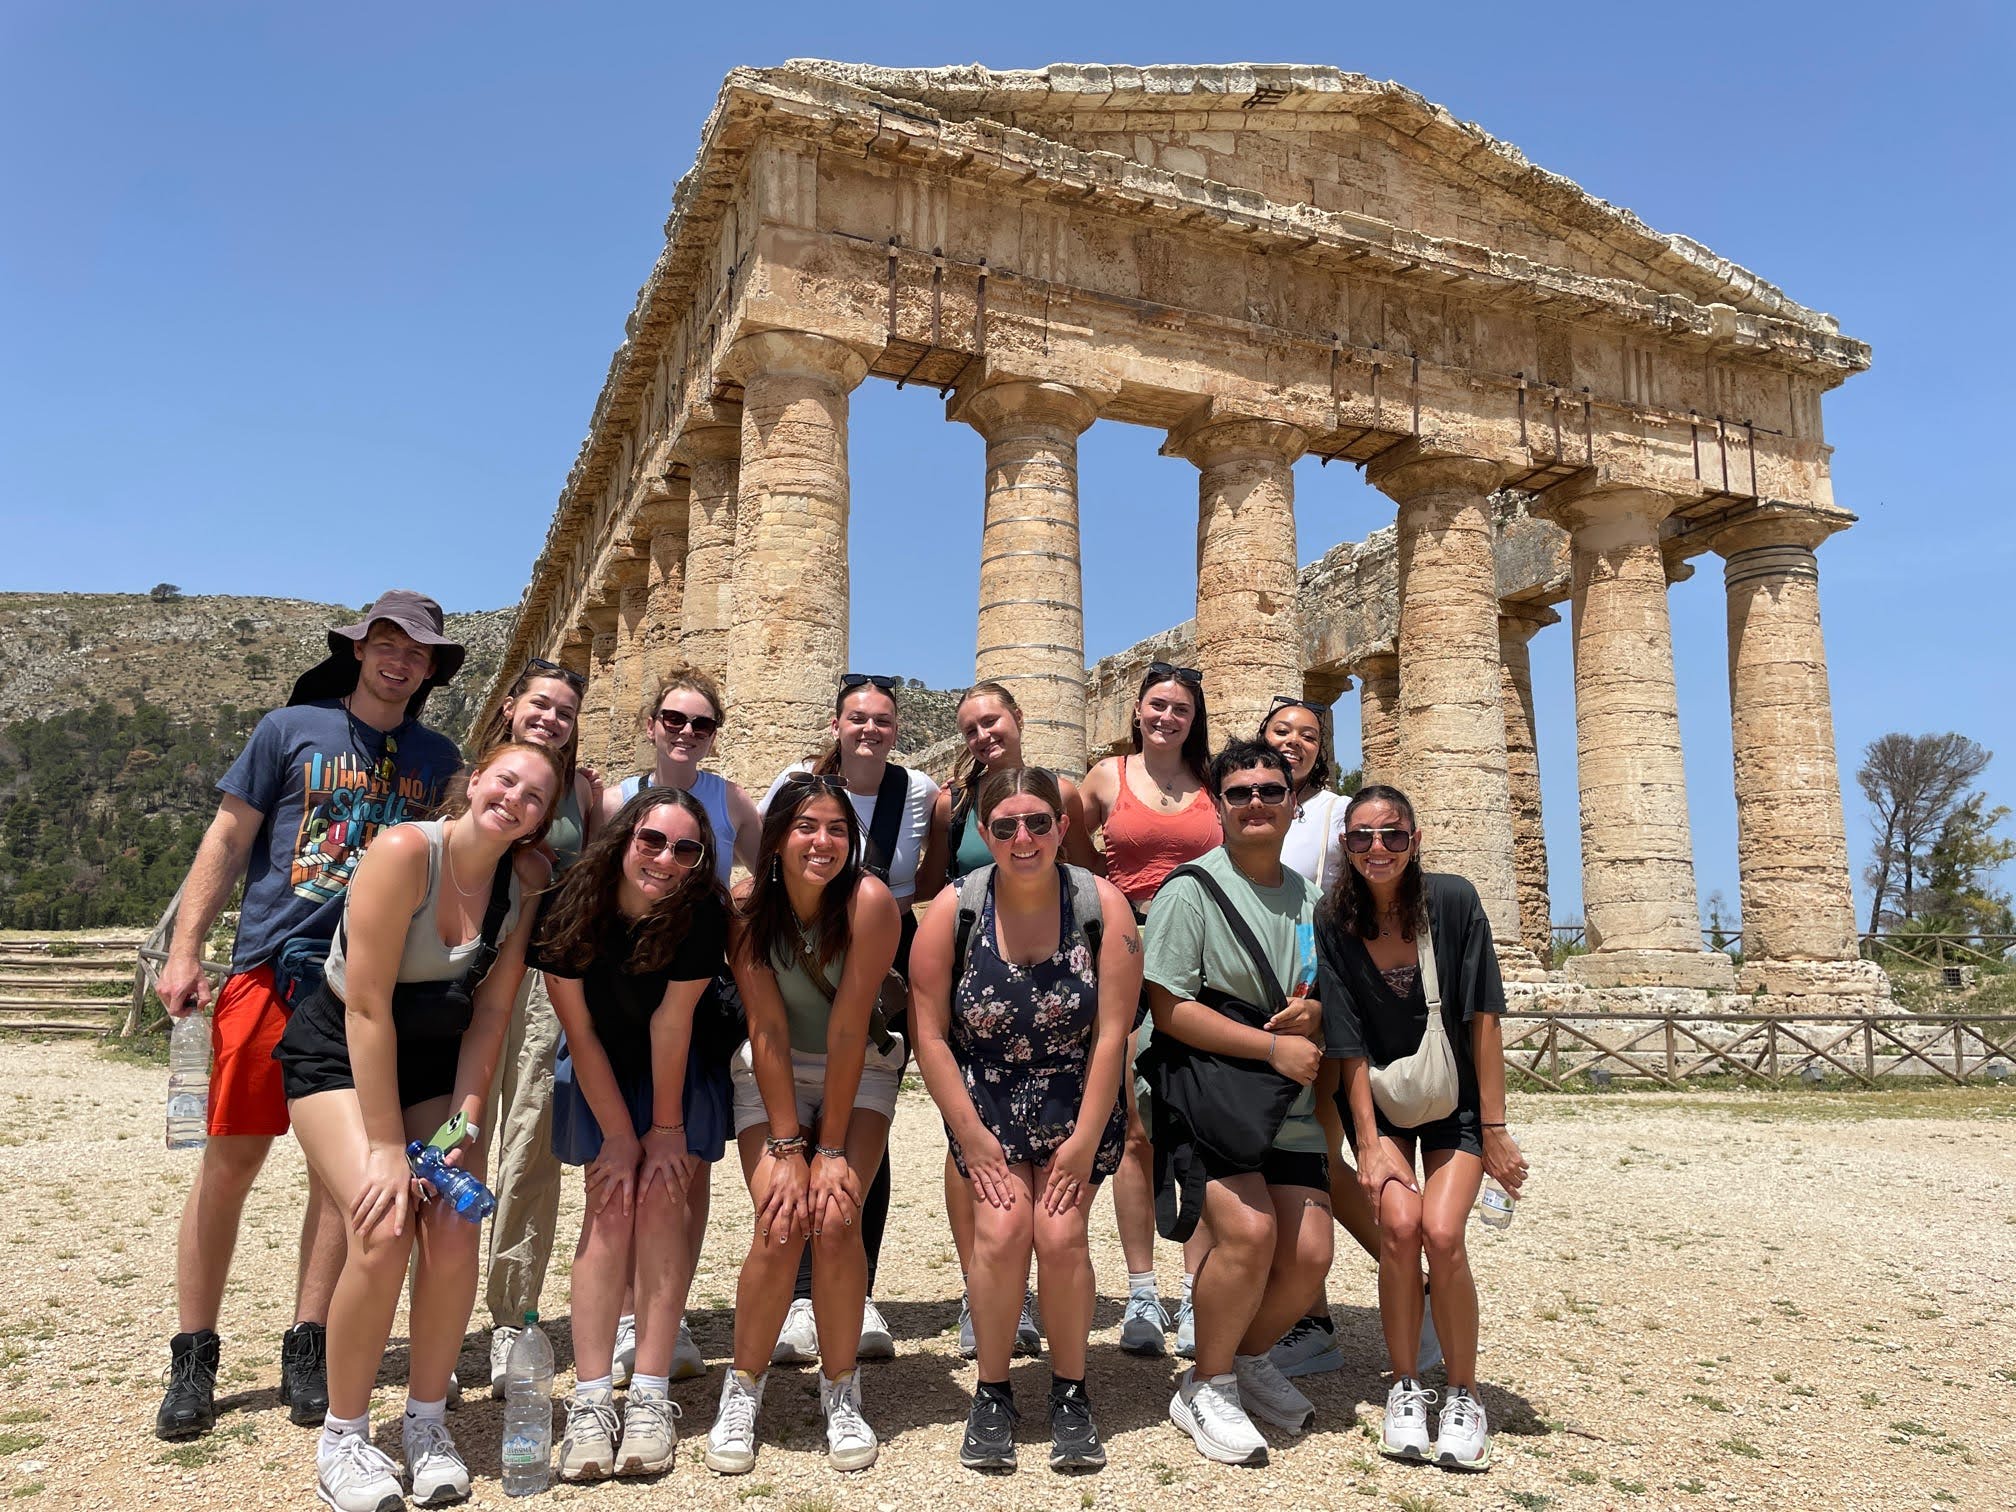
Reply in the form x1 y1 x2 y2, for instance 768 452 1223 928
959 1384 1018 1473
1047 1380 1105 1473
279 1322 329 1427
156 1330 220 1440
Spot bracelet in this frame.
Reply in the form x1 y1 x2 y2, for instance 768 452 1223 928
1265 1032 1278 1066
764 1133 808 1157
1481 1121 1508 1129
651 1122 685 1134
815 1145 848 1161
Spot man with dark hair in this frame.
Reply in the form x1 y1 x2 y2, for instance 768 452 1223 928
1141 738 1335 1466
154 591 466 1441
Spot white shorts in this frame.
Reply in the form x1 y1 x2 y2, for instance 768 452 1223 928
729 1036 907 1136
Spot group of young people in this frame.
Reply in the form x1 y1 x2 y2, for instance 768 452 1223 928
151 589 1528 1512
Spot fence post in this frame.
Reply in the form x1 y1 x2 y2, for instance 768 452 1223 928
122 961 147 1038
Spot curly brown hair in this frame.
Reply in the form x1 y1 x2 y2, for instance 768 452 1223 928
533 788 728 975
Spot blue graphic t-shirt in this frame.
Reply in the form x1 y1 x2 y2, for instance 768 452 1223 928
218 700 463 971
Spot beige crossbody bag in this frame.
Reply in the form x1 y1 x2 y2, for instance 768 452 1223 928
1367 910 1460 1127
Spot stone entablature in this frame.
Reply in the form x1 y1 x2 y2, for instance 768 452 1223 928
482 61 1879 1005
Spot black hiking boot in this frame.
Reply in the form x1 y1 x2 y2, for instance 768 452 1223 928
279 1321 329 1427
1048 1379 1106 1472
959 1382 1018 1472
156 1329 220 1440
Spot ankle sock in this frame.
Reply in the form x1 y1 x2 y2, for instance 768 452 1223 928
977 1378 1013 1399
1049 1374 1085 1396
1126 1270 1157 1296
631 1372 669 1398
403 1396 446 1424
575 1375 613 1399
319 1410 370 1461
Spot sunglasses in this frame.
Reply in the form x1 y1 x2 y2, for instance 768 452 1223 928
1265 695 1326 720
1343 827 1415 854
631 827 705 868
840 673 899 692
652 708 721 738
525 657 588 692
1145 661 1203 687
1221 781 1291 808
986 812 1057 841
781 771 849 796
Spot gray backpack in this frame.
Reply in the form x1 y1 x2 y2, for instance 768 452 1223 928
952 863 1105 981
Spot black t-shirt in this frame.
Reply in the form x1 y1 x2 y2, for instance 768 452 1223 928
1316 872 1504 1115
529 893 729 1079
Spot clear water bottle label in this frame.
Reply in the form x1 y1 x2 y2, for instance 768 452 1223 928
167 1093 206 1121
1478 1185 1515 1227
501 1434 541 1466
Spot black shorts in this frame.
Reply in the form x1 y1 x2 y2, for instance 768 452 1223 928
1198 1145 1330 1192
1336 1090 1482 1158
273 983 461 1110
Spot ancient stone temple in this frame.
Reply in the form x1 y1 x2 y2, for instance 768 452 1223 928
483 61 1884 1007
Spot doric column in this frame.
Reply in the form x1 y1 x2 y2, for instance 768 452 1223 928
636 483 690 677
581 606 619 772
950 379 1101 774
1167 412 1309 738
1538 483 1731 988
675 404 742 693
1499 607 1558 963
610 558 652 778
720 331 869 784
1366 444 1523 955
1354 651 1402 790
1709 510 1882 996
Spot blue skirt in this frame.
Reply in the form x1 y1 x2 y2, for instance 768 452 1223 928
551 1032 732 1165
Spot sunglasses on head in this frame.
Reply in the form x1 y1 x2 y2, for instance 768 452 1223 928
840 673 899 692
1344 827 1415 854
1145 661 1203 687
1221 781 1291 808
1265 695 1326 720
525 657 587 692
986 811 1057 841
631 827 705 868
652 708 721 738
782 771 849 796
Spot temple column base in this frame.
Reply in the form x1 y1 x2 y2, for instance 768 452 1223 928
1494 942 1549 984
1565 948 1736 991
1738 957 1890 999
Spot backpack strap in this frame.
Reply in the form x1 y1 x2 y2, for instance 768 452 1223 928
1061 863 1104 974
862 764 910 881
1162 862 1287 1010
952 864 995 982
460 854 517 989
952 863 1106 983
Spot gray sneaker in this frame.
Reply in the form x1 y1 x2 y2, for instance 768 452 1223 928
1120 1289 1169 1356
1233 1351 1315 1432
956 1293 977 1359
558 1391 620 1482
671 1317 706 1381
1267 1315 1343 1379
1174 1294 1196 1358
612 1313 636 1389
617 1390 680 1476
1419 1297 1444 1376
1015 1288 1043 1358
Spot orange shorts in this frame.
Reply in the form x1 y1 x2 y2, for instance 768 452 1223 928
209 965 291 1137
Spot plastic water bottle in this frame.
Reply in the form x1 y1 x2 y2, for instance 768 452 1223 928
165 1014 210 1150
500 1310 554 1496
1476 1176 1516 1230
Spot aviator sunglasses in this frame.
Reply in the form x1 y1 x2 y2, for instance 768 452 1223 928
652 707 721 738
1343 827 1416 854
631 826 706 868
986 811 1057 841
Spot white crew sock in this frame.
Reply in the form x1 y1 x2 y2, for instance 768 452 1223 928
574 1374 613 1400
403 1395 446 1424
631 1371 670 1398
1127 1270 1157 1296
319 1410 371 1462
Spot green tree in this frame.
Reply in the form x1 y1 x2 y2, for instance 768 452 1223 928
1859 733 1993 930
1917 794 2016 940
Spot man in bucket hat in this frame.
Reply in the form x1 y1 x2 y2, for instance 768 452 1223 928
153 591 466 1444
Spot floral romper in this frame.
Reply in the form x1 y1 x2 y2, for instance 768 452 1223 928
948 874 1127 1179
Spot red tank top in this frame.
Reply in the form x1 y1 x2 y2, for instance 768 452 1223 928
1102 755 1223 909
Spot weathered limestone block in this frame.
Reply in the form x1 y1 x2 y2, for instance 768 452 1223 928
610 559 652 776
674 404 742 695
950 378 1102 775
1500 608 1556 963
1711 509 1879 996
1168 411 1308 741
583 607 620 773
720 330 869 787
1354 651 1402 791
637 486 691 681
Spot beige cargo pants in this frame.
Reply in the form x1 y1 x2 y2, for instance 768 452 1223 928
484 970 565 1328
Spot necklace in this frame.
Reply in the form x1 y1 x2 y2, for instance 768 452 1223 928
442 824 485 902
339 694 400 785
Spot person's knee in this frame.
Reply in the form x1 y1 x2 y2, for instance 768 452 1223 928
348 1225 415 1282
1421 1209 1468 1268
198 1136 270 1196
973 1204 1033 1265
1211 1201 1275 1262
1380 1195 1424 1254
810 1223 862 1268
1031 1210 1088 1269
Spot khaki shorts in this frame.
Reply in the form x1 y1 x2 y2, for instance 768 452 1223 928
729 1036 906 1136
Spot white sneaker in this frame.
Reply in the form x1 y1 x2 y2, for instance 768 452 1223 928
704 1369 765 1475
1268 1315 1344 1379
617 1390 680 1476
819 1368 880 1471
1169 1368 1268 1466
1174 1294 1196 1358
1418 1296 1444 1376
1120 1289 1169 1355
1436 1386 1492 1470
858 1297 895 1360
401 1415 469 1506
1382 1376 1436 1461
1014 1287 1043 1358
443 1371 460 1411
671 1317 706 1381
317 1432 405 1512
612 1313 637 1389
1233 1351 1316 1432
771 1298 819 1365
488 1326 520 1400
956 1293 976 1359
558 1390 620 1482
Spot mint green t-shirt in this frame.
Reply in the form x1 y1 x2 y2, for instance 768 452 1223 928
1140 846 1323 1153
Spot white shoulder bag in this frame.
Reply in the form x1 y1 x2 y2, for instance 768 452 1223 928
1367 909 1460 1127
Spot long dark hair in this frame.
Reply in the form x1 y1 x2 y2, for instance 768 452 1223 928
951 681 1022 827
1130 670 1211 786
442 740 566 851
1324 783 1425 942
474 667 582 798
735 775 864 973
1256 701 1332 794
534 789 727 975
812 681 900 776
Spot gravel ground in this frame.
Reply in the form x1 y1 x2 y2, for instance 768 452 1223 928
0 1037 2009 1512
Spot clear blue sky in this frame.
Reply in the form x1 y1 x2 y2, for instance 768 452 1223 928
5 2 2010 924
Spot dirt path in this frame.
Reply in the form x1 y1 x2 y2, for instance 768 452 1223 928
0 1038 2008 1511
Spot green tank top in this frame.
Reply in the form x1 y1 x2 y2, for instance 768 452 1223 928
949 801 994 882
772 920 843 1056
545 785 585 872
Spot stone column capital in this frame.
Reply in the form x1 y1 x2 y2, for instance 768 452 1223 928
604 556 650 595
556 633 591 670
720 329 870 391
948 378 1102 440
670 401 744 465
1531 478 1684 537
1350 647 1399 678
630 490 691 542
1365 441 1504 504
1498 603 1561 643
1164 408 1309 468
1703 502 1854 559
582 604 619 638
